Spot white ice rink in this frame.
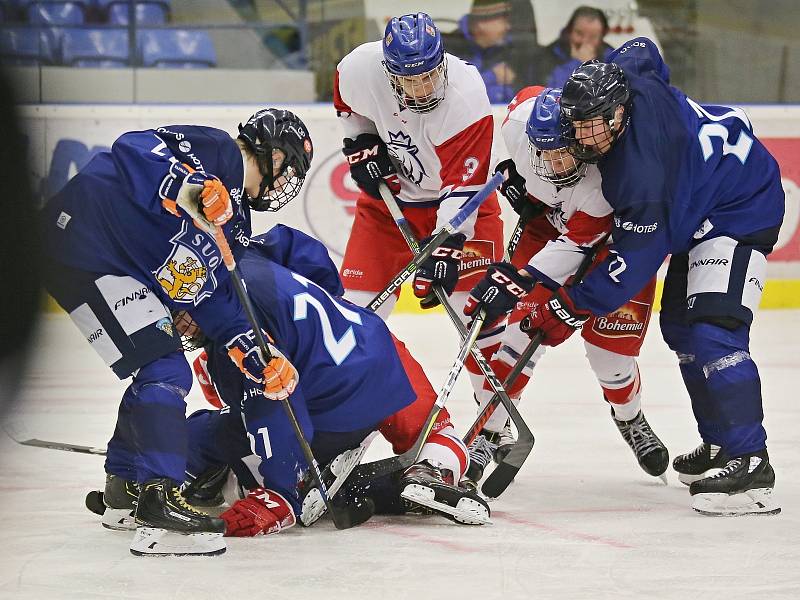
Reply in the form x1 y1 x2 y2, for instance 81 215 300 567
2 310 799 600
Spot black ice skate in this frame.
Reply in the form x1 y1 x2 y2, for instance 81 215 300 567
401 461 490 525
612 409 669 482
689 449 781 516
100 474 140 531
673 442 730 486
462 422 515 489
130 478 226 556
182 465 230 507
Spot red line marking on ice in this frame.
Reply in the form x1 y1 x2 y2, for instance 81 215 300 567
364 522 478 553
493 512 635 549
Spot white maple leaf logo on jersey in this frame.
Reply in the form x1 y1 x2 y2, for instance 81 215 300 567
386 130 427 185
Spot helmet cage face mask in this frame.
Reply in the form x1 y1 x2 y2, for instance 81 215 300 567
383 60 448 114
528 140 587 188
172 310 208 352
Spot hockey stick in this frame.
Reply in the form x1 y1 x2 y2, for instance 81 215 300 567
11 437 107 455
377 181 536 498
177 197 372 530
472 234 609 497
367 171 504 312
345 312 485 486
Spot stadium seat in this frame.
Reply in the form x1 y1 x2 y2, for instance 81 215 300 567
61 27 129 67
138 28 215 68
26 1 86 25
0 26 57 65
106 2 167 25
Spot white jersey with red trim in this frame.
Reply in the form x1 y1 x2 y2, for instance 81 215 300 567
502 86 613 286
335 41 494 238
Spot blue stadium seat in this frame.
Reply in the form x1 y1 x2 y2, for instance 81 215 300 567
0 26 57 65
26 1 86 25
107 2 167 25
61 27 129 67
138 28 215 68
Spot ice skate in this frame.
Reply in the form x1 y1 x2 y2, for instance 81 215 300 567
100 474 140 531
130 478 226 557
299 434 375 526
690 450 781 516
462 422 515 490
612 409 669 482
401 461 490 525
182 465 230 507
673 442 729 485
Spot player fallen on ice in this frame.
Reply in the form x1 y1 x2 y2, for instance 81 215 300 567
462 86 667 488
41 109 313 555
174 226 490 535
531 38 784 516
334 13 510 443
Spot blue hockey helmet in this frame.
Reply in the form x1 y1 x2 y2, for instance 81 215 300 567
382 13 448 113
526 88 587 187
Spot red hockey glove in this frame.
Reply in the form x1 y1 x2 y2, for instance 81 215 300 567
520 287 590 347
342 133 400 200
220 488 296 537
192 351 225 409
464 262 534 327
225 330 299 400
413 233 466 309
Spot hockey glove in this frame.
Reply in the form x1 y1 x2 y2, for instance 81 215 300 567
174 163 233 226
225 330 299 400
220 487 296 537
192 351 225 409
520 287 590 347
494 158 546 220
413 233 467 309
464 262 535 327
342 133 400 200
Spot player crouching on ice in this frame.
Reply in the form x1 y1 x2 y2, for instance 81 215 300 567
43 109 312 556
462 86 667 488
173 225 490 535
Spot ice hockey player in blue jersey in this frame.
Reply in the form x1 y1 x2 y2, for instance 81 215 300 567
524 37 784 516
179 224 490 535
40 108 314 555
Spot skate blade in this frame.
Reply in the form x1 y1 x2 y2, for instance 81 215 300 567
130 527 226 556
691 488 782 517
657 473 668 486
401 484 491 525
677 468 723 487
101 508 137 531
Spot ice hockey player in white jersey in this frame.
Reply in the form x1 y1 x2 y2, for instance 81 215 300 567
463 86 668 487
333 12 506 418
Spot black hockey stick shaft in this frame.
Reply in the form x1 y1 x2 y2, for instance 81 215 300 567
178 199 369 530
367 172 503 312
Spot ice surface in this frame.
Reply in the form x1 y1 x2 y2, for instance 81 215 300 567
2 311 799 599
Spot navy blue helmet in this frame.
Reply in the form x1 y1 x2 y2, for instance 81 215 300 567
382 13 448 113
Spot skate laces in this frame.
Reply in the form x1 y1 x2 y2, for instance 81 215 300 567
468 434 498 469
709 458 743 479
619 414 661 457
170 486 207 516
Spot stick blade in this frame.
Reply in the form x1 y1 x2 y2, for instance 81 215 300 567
480 432 534 498
17 438 107 455
331 497 375 530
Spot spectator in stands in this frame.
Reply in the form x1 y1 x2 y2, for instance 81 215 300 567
442 0 541 104
542 6 613 89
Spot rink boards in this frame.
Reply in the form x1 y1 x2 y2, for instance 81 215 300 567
21 103 800 312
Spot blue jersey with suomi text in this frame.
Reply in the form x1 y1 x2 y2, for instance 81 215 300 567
41 125 252 343
570 38 785 315
210 224 417 432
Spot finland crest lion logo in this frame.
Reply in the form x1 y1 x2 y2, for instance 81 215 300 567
154 221 218 305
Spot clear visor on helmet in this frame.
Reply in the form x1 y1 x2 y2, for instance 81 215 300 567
383 61 448 114
528 139 587 188
252 148 306 212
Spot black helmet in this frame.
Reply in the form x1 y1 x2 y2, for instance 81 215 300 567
238 108 313 211
561 61 630 162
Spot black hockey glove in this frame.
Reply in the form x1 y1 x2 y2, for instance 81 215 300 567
463 262 535 327
494 158 530 214
413 233 467 309
342 133 400 200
